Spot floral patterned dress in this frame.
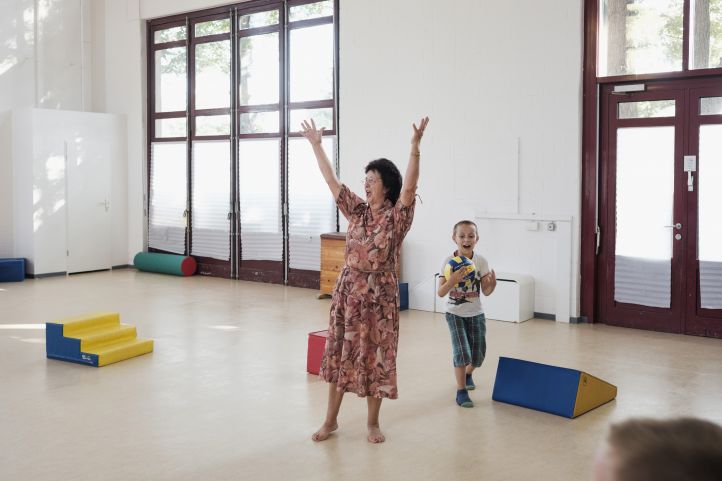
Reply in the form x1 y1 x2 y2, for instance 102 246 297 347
319 184 416 399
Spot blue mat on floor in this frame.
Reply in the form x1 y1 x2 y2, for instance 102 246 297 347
0 258 25 282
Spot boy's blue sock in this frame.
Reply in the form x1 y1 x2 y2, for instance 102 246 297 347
456 389 473 408
465 373 475 390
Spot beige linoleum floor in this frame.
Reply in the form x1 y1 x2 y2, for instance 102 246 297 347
1 269 721 481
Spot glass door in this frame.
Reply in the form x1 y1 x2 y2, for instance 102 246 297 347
599 85 687 333
599 78 722 338
685 86 722 337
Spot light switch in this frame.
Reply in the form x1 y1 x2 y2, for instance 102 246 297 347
684 155 697 172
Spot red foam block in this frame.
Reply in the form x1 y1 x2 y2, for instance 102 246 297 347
307 330 329 375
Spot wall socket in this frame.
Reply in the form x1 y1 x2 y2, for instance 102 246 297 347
546 222 556 231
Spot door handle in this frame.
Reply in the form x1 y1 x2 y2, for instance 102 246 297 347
97 199 109 212
664 223 682 230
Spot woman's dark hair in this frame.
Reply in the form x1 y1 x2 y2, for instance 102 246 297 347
365 158 402 204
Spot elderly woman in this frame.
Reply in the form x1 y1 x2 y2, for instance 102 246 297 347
302 116 429 444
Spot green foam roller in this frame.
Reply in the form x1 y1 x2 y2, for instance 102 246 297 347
133 252 197 276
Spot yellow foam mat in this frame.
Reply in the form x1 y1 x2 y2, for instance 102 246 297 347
71 324 137 351
58 312 120 335
47 312 153 367
86 338 154 367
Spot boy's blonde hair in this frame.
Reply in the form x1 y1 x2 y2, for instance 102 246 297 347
608 417 722 481
453 220 478 237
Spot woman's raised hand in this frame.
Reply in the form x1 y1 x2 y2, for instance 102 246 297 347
301 119 324 146
300 118 340 199
411 116 429 145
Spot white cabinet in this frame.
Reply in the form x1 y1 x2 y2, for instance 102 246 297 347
484 272 535 323
9 108 125 276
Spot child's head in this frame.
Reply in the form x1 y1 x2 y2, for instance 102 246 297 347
593 417 722 481
452 220 479 256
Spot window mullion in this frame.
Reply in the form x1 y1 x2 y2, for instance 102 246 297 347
185 15 193 256
282 1 290 285
683 0 691 71
231 7 239 279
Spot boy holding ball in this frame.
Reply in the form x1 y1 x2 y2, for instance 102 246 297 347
437 220 496 407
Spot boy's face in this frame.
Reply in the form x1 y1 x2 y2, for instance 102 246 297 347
452 224 478 258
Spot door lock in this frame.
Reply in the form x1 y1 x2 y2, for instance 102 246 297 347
675 233 682 240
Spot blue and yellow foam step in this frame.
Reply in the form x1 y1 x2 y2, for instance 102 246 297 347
46 312 153 367
492 357 617 418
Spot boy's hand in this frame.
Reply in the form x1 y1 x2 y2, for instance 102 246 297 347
482 270 497 294
449 265 472 284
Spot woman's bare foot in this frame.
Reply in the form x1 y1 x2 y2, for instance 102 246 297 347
311 422 338 442
367 424 385 443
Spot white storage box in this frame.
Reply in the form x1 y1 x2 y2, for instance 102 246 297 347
483 272 534 323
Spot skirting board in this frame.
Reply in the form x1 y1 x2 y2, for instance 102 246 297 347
26 271 66 279
535 312 587 324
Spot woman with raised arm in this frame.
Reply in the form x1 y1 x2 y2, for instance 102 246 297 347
301 116 429 444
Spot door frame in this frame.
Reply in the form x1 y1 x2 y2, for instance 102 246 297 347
581 0 722 336
595 77 722 336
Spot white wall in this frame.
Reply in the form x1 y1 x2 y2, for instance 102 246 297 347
140 0 233 19
0 0 40 110
338 0 583 319
0 0 130 267
97 0 584 319
0 0 37 258
35 0 84 109
96 0 145 262
10 110 34 268
0 0 87 110
0 112 14 258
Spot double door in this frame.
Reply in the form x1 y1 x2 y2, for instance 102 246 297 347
599 78 722 337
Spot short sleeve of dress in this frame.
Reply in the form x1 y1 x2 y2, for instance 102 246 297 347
335 184 365 221
393 195 417 243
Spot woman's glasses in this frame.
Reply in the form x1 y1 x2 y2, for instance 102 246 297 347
363 177 379 186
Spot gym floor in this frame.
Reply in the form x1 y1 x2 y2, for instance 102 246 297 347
2 270 721 481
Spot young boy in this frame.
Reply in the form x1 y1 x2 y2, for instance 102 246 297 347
437 220 496 408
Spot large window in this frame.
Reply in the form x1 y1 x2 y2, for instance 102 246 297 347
148 0 338 286
598 0 722 77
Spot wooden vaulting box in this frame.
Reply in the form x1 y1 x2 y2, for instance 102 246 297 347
320 232 402 298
